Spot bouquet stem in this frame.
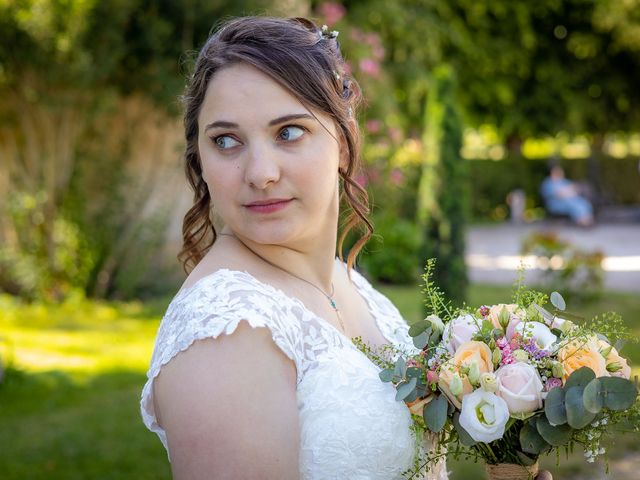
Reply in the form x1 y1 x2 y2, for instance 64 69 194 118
485 462 539 480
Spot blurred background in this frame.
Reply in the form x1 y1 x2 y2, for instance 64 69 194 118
0 1 638 478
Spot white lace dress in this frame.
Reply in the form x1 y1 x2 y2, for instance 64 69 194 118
140 262 448 480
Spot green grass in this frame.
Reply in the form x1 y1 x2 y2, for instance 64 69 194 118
0 294 172 479
0 284 638 479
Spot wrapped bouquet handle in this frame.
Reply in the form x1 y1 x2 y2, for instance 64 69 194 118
485 462 539 480
485 463 553 480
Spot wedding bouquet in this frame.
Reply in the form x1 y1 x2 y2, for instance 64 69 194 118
357 260 639 480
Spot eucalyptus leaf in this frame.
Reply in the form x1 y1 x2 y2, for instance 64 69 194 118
453 413 477 447
520 421 550 455
545 387 567 426
395 377 417 401
394 357 407 378
582 378 604 414
379 368 394 382
600 376 638 410
565 367 596 390
406 367 423 379
413 330 429 349
550 291 566 311
404 388 419 404
516 451 539 467
409 321 430 338
536 415 573 446
423 394 448 433
565 386 596 429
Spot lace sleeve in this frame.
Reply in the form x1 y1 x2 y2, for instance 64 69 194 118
139 270 303 454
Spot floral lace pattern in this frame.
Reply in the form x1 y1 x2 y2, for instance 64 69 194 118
140 260 447 479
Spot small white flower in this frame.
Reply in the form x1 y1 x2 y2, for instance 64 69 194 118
459 389 510 443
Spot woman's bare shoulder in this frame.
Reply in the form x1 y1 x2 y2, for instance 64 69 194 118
153 320 299 479
178 240 263 293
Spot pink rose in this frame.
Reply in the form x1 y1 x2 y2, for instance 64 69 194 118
495 362 544 415
442 314 481 354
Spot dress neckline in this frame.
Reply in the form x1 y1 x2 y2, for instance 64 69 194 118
172 259 393 351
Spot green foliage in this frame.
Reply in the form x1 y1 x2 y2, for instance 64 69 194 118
424 394 448 432
521 230 604 302
0 0 277 301
417 66 468 304
341 0 640 140
0 192 93 301
359 213 421 284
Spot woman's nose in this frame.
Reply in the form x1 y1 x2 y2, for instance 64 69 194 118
244 144 280 189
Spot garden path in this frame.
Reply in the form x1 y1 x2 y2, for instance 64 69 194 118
466 222 640 292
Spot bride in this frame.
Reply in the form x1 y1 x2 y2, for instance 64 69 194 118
140 16 447 479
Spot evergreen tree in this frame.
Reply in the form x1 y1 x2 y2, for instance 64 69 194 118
417 65 468 304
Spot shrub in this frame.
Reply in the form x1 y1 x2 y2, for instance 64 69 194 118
521 230 604 302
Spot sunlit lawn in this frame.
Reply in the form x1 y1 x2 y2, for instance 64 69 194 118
0 284 638 479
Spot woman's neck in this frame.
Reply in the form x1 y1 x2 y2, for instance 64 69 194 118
218 227 338 293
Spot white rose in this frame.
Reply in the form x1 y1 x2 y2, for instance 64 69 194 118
495 362 544 415
459 389 510 443
442 314 481 354
514 321 558 350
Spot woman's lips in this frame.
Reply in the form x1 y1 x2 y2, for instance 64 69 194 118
244 198 293 214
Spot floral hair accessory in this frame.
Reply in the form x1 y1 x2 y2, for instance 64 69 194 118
320 24 340 40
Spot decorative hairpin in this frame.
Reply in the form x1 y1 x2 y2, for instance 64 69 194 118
320 24 339 40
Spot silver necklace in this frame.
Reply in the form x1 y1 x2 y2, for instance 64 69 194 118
218 233 346 333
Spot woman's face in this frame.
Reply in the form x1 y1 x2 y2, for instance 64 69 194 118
197 63 343 249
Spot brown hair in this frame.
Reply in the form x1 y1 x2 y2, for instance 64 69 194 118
178 16 372 273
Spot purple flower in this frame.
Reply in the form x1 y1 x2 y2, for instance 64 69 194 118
522 338 551 361
479 305 490 317
545 377 563 391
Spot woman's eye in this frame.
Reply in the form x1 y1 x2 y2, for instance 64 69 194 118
213 135 241 150
279 126 305 142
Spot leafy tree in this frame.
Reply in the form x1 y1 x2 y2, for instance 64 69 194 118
0 0 282 300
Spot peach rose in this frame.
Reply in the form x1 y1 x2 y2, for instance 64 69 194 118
598 340 631 379
454 341 494 375
487 304 525 330
558 336 608 382
438 359 473 409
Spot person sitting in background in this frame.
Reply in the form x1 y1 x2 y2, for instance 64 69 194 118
540 164 594 227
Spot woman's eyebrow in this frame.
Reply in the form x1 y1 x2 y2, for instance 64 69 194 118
204 113 315 133
204 120 238 132
268 113 315 126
